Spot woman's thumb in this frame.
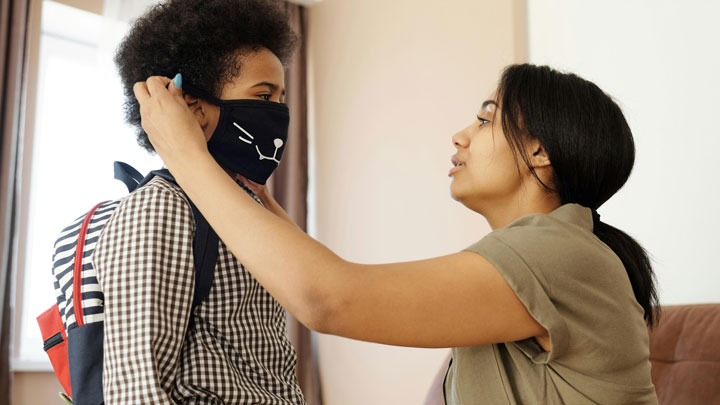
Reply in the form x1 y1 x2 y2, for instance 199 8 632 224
169 73 183 97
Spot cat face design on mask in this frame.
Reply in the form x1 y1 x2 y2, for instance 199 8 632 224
232 121 285 164
181 81 290 185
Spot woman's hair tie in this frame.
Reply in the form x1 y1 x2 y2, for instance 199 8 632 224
591 209 601 229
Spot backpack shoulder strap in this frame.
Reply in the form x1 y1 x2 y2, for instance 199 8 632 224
113 161 145 193
135 168 219 327
136 168 174 189
187 202 219 312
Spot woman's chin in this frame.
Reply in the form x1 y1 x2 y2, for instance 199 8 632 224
449 182 464 202
450 182 483 210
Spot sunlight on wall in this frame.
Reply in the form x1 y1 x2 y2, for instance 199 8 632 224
527 0 720 306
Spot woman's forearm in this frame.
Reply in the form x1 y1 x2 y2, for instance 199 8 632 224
255 192 301 230
169 149 348 330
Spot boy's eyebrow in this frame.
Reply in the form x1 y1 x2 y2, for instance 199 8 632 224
251 82 279 90
250 81 286 96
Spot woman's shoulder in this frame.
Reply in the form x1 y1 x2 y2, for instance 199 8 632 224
463 205 649 377
465 203 632 305
470 204 605 262
500 203 594 237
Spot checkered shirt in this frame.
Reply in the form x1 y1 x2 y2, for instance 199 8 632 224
92 177 305 404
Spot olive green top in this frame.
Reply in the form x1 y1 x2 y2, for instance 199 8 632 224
444 203 657 404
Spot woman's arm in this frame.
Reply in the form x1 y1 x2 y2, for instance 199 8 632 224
235 174 301 229
255 190 297 226
134 76 548 348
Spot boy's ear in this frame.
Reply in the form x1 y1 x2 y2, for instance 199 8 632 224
184 94 210 127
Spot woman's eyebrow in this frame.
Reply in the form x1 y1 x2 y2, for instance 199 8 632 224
480 100 497 112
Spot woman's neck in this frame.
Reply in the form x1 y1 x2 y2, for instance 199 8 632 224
483 191 562 230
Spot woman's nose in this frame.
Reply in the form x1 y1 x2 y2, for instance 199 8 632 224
452 128 469 149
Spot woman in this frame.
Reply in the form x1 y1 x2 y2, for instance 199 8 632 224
134 64 659 404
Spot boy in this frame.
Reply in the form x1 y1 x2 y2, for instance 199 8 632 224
93 0 304 402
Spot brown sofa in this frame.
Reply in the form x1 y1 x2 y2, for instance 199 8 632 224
649 304 720 403
425 304 720 404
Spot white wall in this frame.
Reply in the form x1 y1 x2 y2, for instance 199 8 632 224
307 0 524 403
527 0 720 305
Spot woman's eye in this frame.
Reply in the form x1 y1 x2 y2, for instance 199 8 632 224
477 114 490 127
259 94 271 101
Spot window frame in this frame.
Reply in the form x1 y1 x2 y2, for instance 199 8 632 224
11 0 48 372
10 0 147 372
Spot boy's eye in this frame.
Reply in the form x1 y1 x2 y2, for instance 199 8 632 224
259 94 271 101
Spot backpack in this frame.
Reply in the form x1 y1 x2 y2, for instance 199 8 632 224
36 162 219 404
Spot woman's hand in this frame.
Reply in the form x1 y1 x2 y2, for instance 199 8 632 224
234 174 270 200
133 75 208 167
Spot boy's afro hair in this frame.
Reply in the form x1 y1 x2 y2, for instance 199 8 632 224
115 0 298 153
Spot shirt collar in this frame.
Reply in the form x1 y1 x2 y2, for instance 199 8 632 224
548 203 594 232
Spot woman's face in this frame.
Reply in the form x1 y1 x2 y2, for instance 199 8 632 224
195 47 286 141
449 91 527 212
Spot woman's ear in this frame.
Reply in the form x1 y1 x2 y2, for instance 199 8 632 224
528 141 551 168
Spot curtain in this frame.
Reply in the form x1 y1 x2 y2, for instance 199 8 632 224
0 0 30 403
269 3 323 404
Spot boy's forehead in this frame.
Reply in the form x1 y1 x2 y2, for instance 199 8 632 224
222 48 285 97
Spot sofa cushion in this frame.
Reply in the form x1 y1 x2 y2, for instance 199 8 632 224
649 304 720 403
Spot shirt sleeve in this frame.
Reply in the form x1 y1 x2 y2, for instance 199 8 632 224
464 227 571 363
93 179 195 404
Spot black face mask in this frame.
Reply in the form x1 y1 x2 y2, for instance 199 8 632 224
183 83 290 185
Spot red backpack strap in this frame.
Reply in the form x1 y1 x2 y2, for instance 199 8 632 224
72 201 108 327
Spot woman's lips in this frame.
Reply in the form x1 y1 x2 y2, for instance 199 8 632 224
448 165 464 177
449 156 466 177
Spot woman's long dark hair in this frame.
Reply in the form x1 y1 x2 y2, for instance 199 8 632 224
497 64 659 327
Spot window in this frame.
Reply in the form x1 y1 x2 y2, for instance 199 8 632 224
13 0 162 369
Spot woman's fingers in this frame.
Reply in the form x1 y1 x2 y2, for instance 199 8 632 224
133 74 207 169
235 174 271 200
168 73 183 97
146 76 172 97
134 75 183 106
236 174 262 189
133 81 150 105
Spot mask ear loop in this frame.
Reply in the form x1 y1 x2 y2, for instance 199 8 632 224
182 79 290 112
182 81 225 106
